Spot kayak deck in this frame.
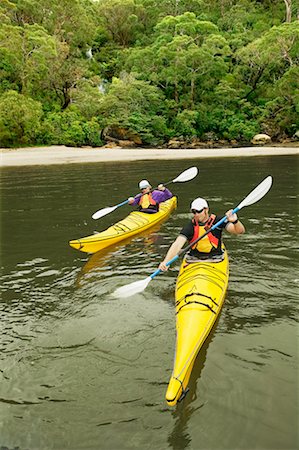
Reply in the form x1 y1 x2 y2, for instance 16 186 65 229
166 250 229 406
69 196 177 253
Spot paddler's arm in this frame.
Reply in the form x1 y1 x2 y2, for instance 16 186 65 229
152 185 173 203
158 235 187 271
128 194 142 205
225 209 245 234
158 184 173 200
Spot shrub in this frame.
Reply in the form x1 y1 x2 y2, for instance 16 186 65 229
0 90 43 147
38 110 103 147
172 110 199 137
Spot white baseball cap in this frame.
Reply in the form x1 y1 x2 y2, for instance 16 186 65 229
139 179 151 189
190 197 208 211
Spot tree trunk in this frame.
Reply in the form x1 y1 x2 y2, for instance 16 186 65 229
174 80 179 104
283 0 292 22
190 76 195 109
220 0 225 18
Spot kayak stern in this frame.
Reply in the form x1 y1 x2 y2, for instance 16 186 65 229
166 378 189 406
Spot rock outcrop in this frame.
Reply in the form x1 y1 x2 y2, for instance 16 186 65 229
251 134 272 145
102 126 142 146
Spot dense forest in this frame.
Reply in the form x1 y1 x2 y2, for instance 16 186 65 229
0 0 298 148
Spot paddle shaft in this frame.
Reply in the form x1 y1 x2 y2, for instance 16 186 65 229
93 167 198 219
149 206 240 280
115 199 130 208
97 181 173 211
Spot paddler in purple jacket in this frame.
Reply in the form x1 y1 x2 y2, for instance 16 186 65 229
128 179 173 214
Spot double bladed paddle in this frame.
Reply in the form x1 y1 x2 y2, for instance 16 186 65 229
92 166 199 220
113 176 273 298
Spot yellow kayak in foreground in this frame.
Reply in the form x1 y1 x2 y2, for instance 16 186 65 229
166 249 229 406
69 196 177 254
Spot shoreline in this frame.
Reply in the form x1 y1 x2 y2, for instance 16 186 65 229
0 145 298 167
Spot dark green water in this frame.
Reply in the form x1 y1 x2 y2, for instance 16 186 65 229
0 156 298 450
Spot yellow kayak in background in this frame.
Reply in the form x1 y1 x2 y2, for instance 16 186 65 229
166 249 229 406
69 196 177 254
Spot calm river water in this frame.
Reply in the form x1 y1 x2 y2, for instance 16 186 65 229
0 155 298 450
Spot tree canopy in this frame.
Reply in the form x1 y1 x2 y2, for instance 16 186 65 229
0 0 298 147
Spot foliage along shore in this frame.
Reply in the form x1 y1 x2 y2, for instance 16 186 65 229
0 0 298 149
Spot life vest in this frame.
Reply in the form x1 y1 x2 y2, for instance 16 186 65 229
138 193 158 212
189 214 219 253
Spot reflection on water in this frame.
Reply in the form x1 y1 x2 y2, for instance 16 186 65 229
0 156 298 450
78 223 163 284
168 333 211 450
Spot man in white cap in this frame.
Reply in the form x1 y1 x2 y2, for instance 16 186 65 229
159 197 245 269
128 180 173 214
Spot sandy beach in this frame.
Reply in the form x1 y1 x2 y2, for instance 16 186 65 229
0 145 298 167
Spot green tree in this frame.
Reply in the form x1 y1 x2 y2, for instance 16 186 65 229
0 22 92 110
127 13 230 109
45 43 88 110
39 109 103 147
0 90 43 146
261 66 299 137
10 0 97 49
236 22 299 100
0 23 58 95
0 0 16 24
95 0 144 47
97 73 169 144
70 77 104 119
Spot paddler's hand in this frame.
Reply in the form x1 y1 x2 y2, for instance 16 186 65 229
226 209 238 223
158 184 166 191
158 261 169 271
128 197 135 204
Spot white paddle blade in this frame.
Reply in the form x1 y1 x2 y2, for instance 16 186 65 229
237 176 273 210
112 276 152 298
92 205 117 220
172 166 198 183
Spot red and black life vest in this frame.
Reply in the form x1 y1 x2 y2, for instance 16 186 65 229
189 214 219 253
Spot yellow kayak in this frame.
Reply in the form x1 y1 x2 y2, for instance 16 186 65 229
166 249 229 406
69 196 177 254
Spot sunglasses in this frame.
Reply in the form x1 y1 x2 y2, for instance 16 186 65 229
191 208 205 214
